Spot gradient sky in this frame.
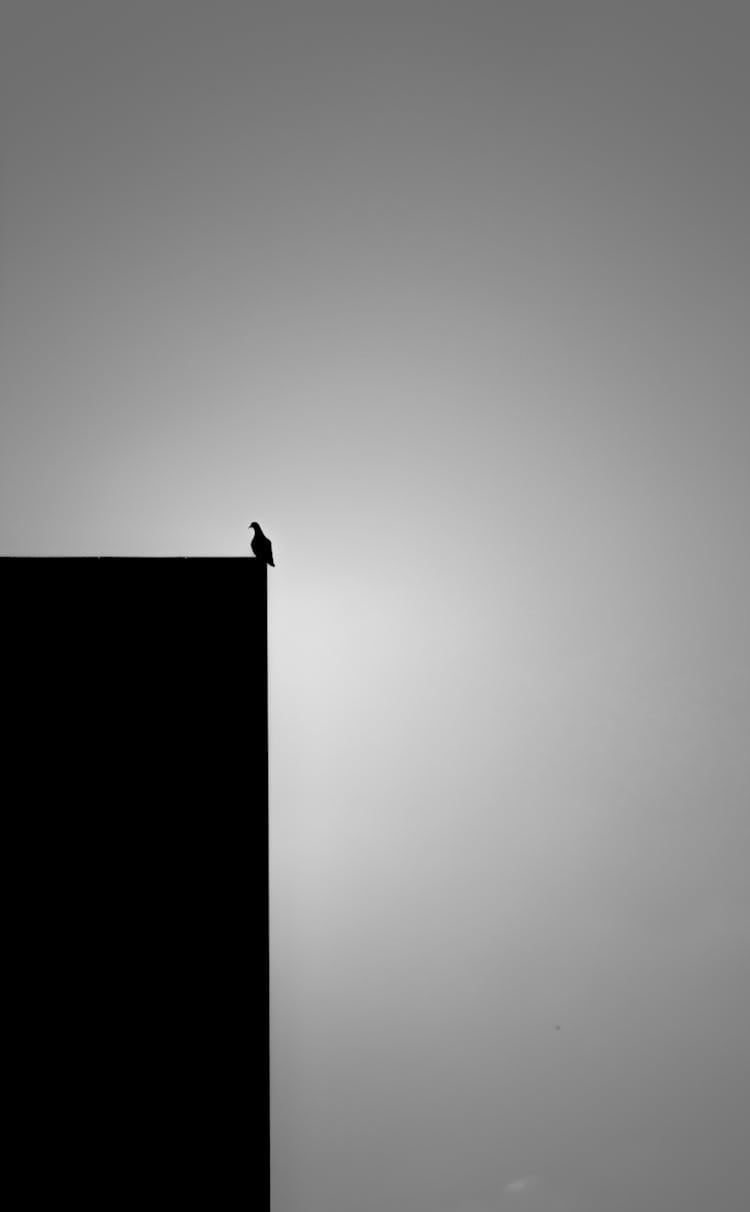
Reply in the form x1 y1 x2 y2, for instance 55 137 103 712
2 4 749 1210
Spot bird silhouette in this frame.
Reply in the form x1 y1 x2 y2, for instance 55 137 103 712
248 522 275 566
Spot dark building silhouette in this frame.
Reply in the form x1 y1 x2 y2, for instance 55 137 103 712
4 557 269 1205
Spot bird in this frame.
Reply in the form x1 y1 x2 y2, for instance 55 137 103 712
248 522 275 566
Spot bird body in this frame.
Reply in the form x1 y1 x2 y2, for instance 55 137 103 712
249 522 275 566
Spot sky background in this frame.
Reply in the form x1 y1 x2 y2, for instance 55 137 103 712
2 3 749 1209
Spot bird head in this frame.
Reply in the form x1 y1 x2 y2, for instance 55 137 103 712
249 522 258 530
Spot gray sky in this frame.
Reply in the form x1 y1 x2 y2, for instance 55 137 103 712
2 4 749 1209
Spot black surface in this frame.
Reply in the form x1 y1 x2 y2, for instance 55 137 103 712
4 558 269 1203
